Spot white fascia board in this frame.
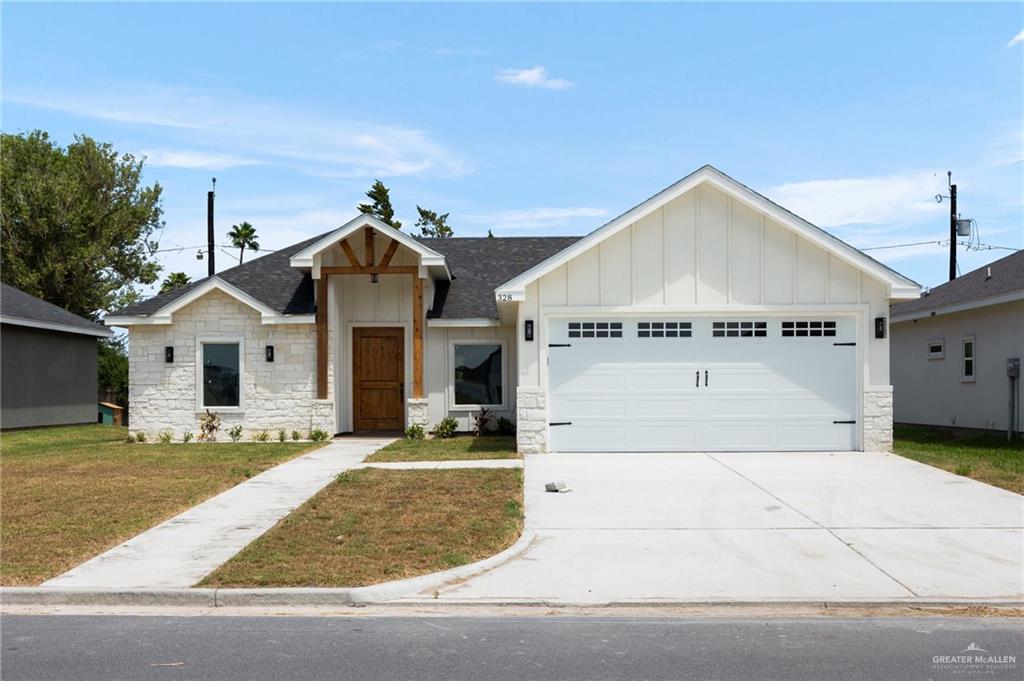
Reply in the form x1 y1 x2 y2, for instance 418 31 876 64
891 289 1024 323
427 318 502 327
1 315 114 337
104 315 172 327
495 165 921 297
261 314 316 325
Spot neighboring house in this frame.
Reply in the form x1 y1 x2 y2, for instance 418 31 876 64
1 283 114 430
891 250 1023 434
105 165 920 452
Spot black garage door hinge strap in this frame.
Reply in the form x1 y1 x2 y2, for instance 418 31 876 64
833 342 856 346
549 422 572 426
548 343 572 348
833 420 857 424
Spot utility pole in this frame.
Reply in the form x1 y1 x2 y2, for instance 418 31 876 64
207 177 216 277
948 172 957 281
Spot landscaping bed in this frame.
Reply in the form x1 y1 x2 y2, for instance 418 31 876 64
893 424 1024 494
364 435 518 462
0 424 322 585
199 467 523 587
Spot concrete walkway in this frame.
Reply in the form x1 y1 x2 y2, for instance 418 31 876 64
356 459 523 470
43 438 392 589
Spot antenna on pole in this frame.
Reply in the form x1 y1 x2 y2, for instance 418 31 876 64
207 177 217 277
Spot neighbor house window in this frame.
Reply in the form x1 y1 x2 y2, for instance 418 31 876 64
198 339 243 409
961 335 975 382
452 342 505 407
928 339 945 360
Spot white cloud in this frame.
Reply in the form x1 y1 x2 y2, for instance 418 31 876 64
495 66 574 90
1008 29 1024 47
766 171 946 229
8 85 471 179
142 149 263 170
462 206 608 230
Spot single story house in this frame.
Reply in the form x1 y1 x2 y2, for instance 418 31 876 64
1 282 114 429
106 166 920 452
891 249 1023 435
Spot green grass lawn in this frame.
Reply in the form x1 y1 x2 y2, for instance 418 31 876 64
0 424 322 585
893 425 1024 494
200 467 523 587
364 435 519 462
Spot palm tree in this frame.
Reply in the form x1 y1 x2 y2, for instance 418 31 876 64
228 222 260 264
159 272 191 294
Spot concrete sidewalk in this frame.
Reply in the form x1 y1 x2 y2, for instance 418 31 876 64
43 438 392 589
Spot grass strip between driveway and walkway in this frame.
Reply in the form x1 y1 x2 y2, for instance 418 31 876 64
893 424 1024 494
200 467 524 588
363 435 519 462
0 424 323 586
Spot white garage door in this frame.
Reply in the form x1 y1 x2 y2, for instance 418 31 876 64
548 317 858 452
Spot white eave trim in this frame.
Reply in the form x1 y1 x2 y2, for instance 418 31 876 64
103 278 317 327
0 315 113 338
891 289 1024 322
494 165 921 299
427 318 502 327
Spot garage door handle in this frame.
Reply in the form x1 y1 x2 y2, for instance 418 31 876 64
549 343 572 348
833 342 856 346
704 370 708 387
833 420 856 424
549 422 572 426
695 370 700 387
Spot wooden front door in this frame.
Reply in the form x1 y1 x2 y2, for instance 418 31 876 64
353 327 405 431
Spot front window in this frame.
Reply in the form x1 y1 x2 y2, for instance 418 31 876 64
202 342 241 407
962 336 975 381
453 343 503 407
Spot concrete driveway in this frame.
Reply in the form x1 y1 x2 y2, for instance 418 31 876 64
424 451 1024 604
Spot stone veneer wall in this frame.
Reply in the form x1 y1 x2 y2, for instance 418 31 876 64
127 289 333 440
406 398 429 430
516 386 548 454
863 386 893 452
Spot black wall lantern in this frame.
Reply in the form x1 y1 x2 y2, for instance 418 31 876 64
524 319 534 342
265 345 275 362
164 346 174 363
875 317 887 339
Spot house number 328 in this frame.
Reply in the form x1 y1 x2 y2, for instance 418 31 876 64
495 293 514 302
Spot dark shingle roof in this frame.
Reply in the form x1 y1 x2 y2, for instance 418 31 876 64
420 237 583 319
1 283 112 336
892 249 1024 317
109 232 329 317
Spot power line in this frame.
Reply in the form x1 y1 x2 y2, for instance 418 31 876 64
862 239 1018 253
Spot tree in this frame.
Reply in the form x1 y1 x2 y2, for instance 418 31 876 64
228 221 259 264
97 336 129 407
1 130 164 319
357 179 401 230
160 272 192 294
487 229 495 238
414 206 453 238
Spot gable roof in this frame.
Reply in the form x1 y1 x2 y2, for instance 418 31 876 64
891 249 1024 321
421 237 583 319
495 165 921 300
1 283 113 337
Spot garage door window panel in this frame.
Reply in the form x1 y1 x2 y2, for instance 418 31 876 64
638 322 692 338
568 322 623 339
712 321 767 338
781 321 837 338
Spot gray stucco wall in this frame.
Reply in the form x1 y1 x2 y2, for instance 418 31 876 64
1 324 100 429
891 300 1024 432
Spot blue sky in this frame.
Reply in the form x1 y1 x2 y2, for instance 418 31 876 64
3 3 1022 293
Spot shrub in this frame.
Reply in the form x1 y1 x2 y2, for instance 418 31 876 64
158 431 173 444
432 416 458 439
181 431 194 444
309 429 330 442
253 430 270 442
497 417 515 436
125 432 137 444
473 408 493 436
291 430 302 441
277 429 287 442
227 424 243 442
134 431 147 443
404 423 426 440
199 410 221 442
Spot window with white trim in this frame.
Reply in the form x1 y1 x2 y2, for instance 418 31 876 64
927 338 945 360
712 321 767 338
567 321 623 339
200 341 242 408
638 322 692 338
452 341 505 407
961 335 975 381
781 321 837 337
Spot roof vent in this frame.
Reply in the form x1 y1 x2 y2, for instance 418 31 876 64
985 267 992 281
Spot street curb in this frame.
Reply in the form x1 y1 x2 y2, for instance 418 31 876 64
0 531 537 608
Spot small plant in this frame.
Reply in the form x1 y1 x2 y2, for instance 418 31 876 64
473 408 493 436
277 429 287 442
158 431 173 444
955 463 973 476
181 431 194 444
432 416 458 439
497 416 515 436
253 429 270 442
228 424 244 442
125 432 137 444
291 430 302 441
404 423 426 440
134 431 147 443
198 410 221 442
309 429 330 442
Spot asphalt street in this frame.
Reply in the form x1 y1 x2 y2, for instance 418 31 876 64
2 615 1021 681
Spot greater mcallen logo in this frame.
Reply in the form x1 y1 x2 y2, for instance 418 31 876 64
932 643 1017 675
